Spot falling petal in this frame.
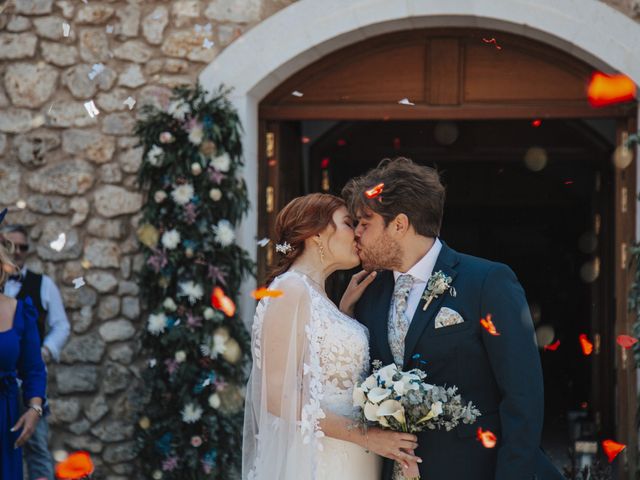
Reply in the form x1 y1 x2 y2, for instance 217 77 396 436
544 340 561 351
55 451 94 480
587 72 636 107
616 334 638 349
364 183 384 199
72 277 85 289
477 428 498 448
398 98 415 106
602 439 626 463
211 286 236 317
480 314 500 336
251 287 284 300
579 334 594 356
50 233 66 252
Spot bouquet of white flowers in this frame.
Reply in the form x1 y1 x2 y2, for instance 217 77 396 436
353 362 481 479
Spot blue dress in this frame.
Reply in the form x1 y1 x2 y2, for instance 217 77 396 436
0 297 47 480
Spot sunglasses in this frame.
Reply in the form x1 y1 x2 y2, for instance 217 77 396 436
2 241 28 253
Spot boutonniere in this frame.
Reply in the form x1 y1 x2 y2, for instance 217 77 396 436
422 270 456 311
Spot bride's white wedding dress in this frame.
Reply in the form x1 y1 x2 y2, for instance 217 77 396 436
242 270 382 479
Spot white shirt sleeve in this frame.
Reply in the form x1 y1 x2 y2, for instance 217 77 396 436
40 275 71 362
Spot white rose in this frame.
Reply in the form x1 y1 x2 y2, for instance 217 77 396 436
175 350 186 363
208 393 221 409
154 190 167 203
163 297 177 311
211 152 231 172
191 162 203 176
161 229 180 250
209 188 222 202
147 145 163 166
167 100 190 121
171 183 194 206
189 124 204 145
212 220 235 247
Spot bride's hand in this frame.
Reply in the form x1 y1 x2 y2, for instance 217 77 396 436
339 270 377 317
364 428 421 469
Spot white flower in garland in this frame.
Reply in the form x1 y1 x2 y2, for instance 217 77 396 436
181 402 203 423
147 145 163 166
212 219 235 247
161 229 180 250
171 183 194 205
178 280 204 304
210 152 231 172
147 312 168 335
208 393 221 409
209 188 222 202
203 307 215 320
168 99 190 121
200 334 227 359
175 350 187 363
163 297 177 312
188 123 204 145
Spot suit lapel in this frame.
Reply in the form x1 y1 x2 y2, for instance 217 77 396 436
370 270 395 365
403 242 460 367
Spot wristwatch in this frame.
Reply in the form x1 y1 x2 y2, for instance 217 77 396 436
29 404 43 417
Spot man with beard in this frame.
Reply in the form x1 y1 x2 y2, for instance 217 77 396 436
341 157 562 480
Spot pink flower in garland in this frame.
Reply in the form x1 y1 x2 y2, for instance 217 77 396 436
187 312 203 329
207 166 226 184
190 436 203 448
207 265 227 286
147 249 168 273
183 202 198 225
162 456 179 471
165 358 179 375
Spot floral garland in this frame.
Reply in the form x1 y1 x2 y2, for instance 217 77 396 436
134 84 254 479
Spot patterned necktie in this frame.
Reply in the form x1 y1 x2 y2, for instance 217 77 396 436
388 274 414 367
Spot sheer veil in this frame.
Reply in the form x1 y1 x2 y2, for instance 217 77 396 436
242 272 325 480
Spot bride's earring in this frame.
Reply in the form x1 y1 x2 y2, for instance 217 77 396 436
314 237 326 263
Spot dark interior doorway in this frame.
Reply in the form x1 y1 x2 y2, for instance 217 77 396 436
297 118 617 467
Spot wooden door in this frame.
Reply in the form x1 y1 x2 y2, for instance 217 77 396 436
257 121 302 285
614 118 638 478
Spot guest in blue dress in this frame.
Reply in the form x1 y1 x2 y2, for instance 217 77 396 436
0 208 47 480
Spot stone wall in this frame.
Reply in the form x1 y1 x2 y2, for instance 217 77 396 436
0 1 292 478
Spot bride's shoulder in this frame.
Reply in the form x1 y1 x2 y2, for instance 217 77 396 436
268 271 312 299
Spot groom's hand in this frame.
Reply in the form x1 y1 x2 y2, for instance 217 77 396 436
339 270 377 317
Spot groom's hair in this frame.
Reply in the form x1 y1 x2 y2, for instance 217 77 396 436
341 157 445 237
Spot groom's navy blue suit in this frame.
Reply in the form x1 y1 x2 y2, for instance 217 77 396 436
355 241 563 480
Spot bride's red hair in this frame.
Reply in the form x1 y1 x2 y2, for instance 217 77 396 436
266 193 345 285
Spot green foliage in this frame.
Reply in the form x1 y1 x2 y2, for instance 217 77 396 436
134 84 254 479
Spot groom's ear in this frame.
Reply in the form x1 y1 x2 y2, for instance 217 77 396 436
391 213 410 236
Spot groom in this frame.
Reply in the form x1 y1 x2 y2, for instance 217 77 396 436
342 158 563 480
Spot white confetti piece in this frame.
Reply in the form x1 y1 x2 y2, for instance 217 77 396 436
16 200 26 209
292 91 304 97
84 100 100 118
257 237 270 247
149 359 157 368
398 98 415 106
49 233 66 252
62 23 71 37
105 25 114 34
72 277 85 289
88 63 105 80
202 38 215 49
123 96 136 110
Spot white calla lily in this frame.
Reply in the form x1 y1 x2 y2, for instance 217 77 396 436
377 364 398 385
364 401 380 422
377 399 406 425
363 375 377 390
353 387 366 408
418 401 443 424
367 387 392 404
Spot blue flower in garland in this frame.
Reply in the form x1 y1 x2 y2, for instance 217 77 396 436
155 432 173 456
203 115 214 130
194 371 217 394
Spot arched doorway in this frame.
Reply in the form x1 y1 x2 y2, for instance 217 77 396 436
256 28 637 474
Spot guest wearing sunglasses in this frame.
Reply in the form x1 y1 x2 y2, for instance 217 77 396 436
1 224 70 480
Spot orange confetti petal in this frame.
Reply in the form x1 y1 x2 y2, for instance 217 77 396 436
211 286 236 317
477 428 498 448
55 451 94 480
602 439 626 463
251 287 284 300
364 182 384 199
616 334 638 349
480 314 500 336
587 72 637 107
544 339 561 351
579 333 593 356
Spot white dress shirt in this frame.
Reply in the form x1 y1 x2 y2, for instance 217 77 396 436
4 267 71 362
392 238 443 323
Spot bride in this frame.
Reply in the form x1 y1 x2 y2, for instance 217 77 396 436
242 193 421 480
